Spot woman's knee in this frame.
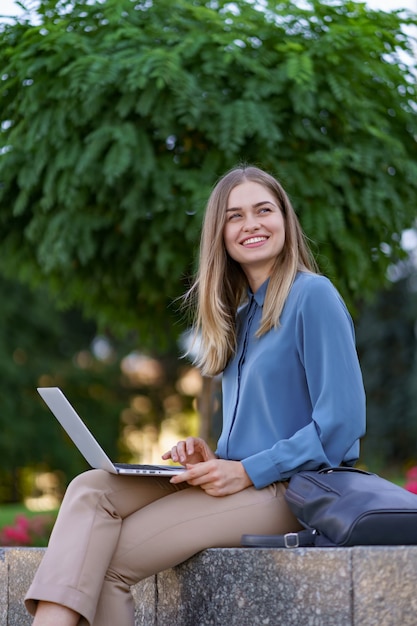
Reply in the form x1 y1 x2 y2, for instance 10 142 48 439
65 469 113 499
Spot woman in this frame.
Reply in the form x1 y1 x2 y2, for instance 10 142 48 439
25 165 366 625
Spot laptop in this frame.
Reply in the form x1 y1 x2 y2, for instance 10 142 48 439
37 387 186 477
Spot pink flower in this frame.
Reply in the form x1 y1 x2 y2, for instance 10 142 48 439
405 481 417 495
406 466 417 481
15 515 30 530
0 513 56 547
1 521 31 546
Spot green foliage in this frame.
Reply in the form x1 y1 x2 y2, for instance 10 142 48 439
0 275 199 501
0 0 416 340
356 257 417 470
0 275 126 497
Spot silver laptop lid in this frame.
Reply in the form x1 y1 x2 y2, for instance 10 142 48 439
38 386 119 474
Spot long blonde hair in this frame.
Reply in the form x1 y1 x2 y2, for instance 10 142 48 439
186 166 318 376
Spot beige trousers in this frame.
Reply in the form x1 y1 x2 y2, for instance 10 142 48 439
25 469 301 626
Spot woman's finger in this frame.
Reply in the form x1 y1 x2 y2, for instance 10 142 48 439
185 437 197 456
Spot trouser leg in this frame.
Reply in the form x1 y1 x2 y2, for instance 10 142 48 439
25 469 301 626
24 469 188 624
91 479 300 626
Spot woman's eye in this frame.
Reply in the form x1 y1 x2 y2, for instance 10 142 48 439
259 207 271 214
228 212 241 220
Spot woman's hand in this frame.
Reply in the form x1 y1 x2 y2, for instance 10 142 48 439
170 459 253 497
162 436 216 466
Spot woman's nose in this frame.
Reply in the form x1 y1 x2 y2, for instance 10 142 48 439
243 214 260 230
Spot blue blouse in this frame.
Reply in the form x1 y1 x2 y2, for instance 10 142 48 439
216 272 366 489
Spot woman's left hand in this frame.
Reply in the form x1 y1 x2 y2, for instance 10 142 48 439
170 459 253 497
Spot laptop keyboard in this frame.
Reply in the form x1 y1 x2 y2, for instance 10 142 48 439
114 463 180 471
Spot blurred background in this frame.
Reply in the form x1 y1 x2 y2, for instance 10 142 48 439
0 0 416 544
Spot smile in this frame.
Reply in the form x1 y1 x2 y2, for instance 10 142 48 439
242 236 268 246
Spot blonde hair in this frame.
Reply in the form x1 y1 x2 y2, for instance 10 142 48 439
186 165 318 376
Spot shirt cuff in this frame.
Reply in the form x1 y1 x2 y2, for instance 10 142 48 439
242 451 282 489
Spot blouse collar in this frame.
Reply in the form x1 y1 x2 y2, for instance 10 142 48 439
248 277 270 307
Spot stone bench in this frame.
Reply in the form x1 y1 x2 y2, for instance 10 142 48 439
2 545 417 625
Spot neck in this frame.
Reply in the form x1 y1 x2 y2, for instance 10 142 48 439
244 269 270 294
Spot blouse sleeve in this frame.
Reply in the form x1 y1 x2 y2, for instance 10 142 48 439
242 278 366 489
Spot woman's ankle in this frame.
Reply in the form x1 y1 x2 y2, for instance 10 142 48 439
32 600 80 626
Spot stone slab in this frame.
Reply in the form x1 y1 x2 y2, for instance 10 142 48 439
353 546 417 626
7 547 45 626
6 545 417 626
132 575 157 626
155 547 352 626
3 547 157 626
0 549 8 626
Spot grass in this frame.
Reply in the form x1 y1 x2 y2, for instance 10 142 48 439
0 503 57 528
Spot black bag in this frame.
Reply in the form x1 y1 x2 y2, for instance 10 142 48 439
241 466 417 548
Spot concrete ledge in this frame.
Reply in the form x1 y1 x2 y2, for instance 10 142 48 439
2 546 417 625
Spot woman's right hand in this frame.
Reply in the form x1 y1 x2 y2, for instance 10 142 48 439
162 437 216 466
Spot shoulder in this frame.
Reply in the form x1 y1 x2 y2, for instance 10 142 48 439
291 272 340 299
289 272 351 320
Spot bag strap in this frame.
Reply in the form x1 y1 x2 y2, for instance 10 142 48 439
241 529 318 548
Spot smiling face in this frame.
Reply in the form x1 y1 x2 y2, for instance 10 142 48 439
223 180 286 292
